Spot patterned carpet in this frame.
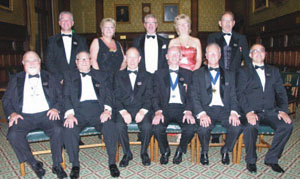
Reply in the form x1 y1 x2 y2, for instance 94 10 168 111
0 107 299 178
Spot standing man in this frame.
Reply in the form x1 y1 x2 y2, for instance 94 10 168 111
191 43 242 165
236 44 293 173
63 51 120 178
152 46 196 165
133 14 169 74
114 47 153 167
207 11 250 143
2 51 67 179
207 11 250 73
45 11 88 83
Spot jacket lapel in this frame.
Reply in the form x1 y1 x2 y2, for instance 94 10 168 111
264 65 272 93
57 34 67 61
204 67 212 100
219 68 225 100
17 72 26 111
73 71 82 101
178 69 186 103
133 71 143 96
70 34 78 67
157 37 163 69
163 70 171 100
40 71 50 106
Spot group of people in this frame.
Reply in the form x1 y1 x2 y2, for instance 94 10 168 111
2 10 293 179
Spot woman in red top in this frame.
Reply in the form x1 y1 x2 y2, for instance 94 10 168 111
169 14 202 71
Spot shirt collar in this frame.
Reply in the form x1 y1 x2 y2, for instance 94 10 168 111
169 66 179 71
127 67 138 71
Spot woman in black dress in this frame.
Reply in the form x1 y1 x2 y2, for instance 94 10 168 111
90 18 126 72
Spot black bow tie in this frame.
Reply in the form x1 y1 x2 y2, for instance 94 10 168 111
222 33 231 36
127 70 137 75
29 74 40 78
80 71 91 77
208 67 220 71
146 35 155 39
169 69 179 73
62 34 72 38
255 65 265 70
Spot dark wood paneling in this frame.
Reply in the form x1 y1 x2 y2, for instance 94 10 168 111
191 0 198 37
96 0 104 36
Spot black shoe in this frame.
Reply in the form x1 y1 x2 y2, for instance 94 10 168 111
160 152 170 165
70 166 80 179
221 152 230 165
52 165 67 179
30 161 45 179
109 164 120 178
119 154 133 167
247 163 257 173
173 151 183 164
200 153 209 165
141 153 151 166
265 162 285 173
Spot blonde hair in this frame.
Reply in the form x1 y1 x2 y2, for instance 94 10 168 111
100 18 116 30
174 14 191 35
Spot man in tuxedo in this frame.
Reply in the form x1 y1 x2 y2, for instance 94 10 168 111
207 11 250 143
236 44 293 173
191 43 242 165
114 47 153 167
63 51 120 178
2 51 67 179
133 14 169 74
45 11 88 83
152 46 196 165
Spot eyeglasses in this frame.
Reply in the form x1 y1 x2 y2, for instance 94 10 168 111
76 58 90 62
250 48 265 54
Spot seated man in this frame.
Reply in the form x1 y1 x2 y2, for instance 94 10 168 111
191 43 242 165
152 46 196 165
114 47 153 167
236 44 293 173
63 51 120 178
2 51 67 179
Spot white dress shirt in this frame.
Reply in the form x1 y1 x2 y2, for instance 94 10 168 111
22 73 50 114
208 67 224 107
62 32 72 64
223 31 232 46
64 72 112 118
253 63 266 91
128 68 138 90
144 33 158 74
168 67 183 104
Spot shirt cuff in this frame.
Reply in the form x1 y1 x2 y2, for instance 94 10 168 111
196 111 206 119
119 109 127 115
230 110 240 117
140 108 148 115
64 109 75 119
104 105 112 112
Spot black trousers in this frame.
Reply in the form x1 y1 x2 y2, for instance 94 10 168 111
115 108 152 156
7 111 64 166
242 112 293 164
197 106 242 154
64 101 118 166
153 104 196 154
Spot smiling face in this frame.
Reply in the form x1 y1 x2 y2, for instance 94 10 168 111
59 13 74 33
176 18 190 36
75 51 91 73
249 44 266 65
126 48 141 70
144 16 158 35
206 44 221 68
166 47 181 68
218 13 235 33
22 51 41 75
101 21 115 38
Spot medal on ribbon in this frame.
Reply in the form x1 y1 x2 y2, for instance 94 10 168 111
170 74 178 98
209 71 220 94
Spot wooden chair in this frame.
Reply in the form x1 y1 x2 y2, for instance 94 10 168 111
235 125 274 164
195 122 238 164
20 127 115 176
153 122 196 163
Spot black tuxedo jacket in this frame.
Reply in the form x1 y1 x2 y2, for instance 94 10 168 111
45 33 88 81
207 31 251 72
63 69 113 114
236 64 288 116
152 68 192 112
191 66 238 115
133 34 169 72
113 69 153 112
2 70 62 119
